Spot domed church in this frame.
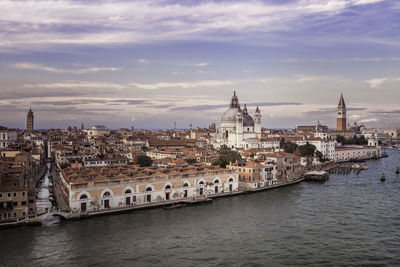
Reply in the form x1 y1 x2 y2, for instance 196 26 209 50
211 92 262 149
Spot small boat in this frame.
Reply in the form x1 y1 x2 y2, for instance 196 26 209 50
381 173 385 181
396 167 400 174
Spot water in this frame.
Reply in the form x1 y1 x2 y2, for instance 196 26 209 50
1 149 400 266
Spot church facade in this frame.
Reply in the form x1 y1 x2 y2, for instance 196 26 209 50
211 92 262 149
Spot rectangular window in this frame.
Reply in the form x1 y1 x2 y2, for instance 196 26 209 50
13 202 18 206
13 192 16 197
22 192 25 196
8 193 11 197
0 193 2 198
21 201 26 206
29 199 34 203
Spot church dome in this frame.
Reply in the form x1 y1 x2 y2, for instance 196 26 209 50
221 91 241 124
221 108 238 123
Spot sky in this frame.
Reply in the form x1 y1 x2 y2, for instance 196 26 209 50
0 0 400 130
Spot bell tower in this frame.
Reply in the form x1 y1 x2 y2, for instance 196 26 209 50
254 106 261 136
337 93 346 131
27 107 34 133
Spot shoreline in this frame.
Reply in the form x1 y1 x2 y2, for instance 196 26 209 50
1 152 391 229
0 177 305 229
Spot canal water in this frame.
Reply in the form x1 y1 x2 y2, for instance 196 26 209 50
1 149 400 266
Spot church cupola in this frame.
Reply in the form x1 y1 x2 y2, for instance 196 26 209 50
243 104 248 114
230 91 240 109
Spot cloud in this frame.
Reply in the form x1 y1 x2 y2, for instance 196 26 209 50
194 62 209 67
284 57 400 63
0 0 390 51
23 81 127 90
172 102 302 111
365 77 400 88
137 58 150 64
260 74 340 84
13 62 121 74
109 99 148 105
129 80 237 89
359 118 378 123
369 110 400 114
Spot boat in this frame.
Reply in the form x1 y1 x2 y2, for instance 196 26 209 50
351 164 368 170
351 164 360 170
396 167 399 174
381 173 385 181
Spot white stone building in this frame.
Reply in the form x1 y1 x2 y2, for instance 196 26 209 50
211 92 262 149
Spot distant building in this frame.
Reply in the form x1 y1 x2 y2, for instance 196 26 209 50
337 93 346 131
27 108 34 132
85 125 109 139
0 126 8 149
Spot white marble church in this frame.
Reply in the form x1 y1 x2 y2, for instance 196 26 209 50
211 92 262 149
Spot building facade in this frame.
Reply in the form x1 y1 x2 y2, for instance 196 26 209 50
58 166 239 213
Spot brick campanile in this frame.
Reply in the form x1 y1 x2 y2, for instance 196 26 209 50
337 93 346 131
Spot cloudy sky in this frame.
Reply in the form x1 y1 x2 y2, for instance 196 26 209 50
1 0 399 130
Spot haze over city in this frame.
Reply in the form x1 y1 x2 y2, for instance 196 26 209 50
1 0 399 129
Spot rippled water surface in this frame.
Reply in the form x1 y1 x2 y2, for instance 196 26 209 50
1 149 400 266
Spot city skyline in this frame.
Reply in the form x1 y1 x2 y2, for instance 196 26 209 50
1 0 400 129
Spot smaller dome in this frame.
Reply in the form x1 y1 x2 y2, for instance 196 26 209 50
242 104 254 126
243 114 254 126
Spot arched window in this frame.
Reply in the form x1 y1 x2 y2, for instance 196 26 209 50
229 178 234 182
183 183 189 187
103 191 111 197
214 179 220 184
146 187 152 191
165 185 171 189
125 189 132 194
80 194 88 199
199 181 204 185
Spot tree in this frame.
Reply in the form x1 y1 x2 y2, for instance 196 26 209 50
336 135 368 145
135 155 153 167
212 147 242 168
296 142 316 157
336 135 345 144
315 150 327 162
279 138 286 148
282 141 298 154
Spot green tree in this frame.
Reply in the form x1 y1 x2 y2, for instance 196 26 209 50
336 135 368 145
282 141 298 154
279 138 286 148
135 155 153 167
296 142 316 157
336 135 345 144
212 147 242 168
315 150 327 162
